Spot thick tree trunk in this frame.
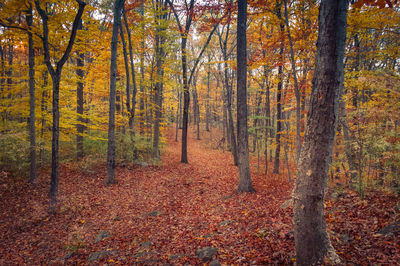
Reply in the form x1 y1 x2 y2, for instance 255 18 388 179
27 6 36 185
293 0 348 264
107 0 125 184
237 0 254 192
181 36 190 163
152 0 166 159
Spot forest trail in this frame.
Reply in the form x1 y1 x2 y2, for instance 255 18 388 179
0 127 399 264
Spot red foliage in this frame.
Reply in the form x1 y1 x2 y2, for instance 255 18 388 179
0 128 398 264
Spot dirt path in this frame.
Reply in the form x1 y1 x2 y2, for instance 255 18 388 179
0 127 398 264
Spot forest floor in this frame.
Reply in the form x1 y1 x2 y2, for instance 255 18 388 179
0 127 399 265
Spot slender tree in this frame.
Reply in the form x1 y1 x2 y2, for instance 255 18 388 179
35 0 86 210
273 0 284 174
27 4 36 185
76 20 85 160
107 0 125 185
293 0 348 264
236 0 254 192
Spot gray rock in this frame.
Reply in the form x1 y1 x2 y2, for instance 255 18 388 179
148 211 161 217
141 241 152 248
196 247 217 262
87 251 114 262
218 220 231 226
136 161 149 167
376 221 400 236
340 234 353 243
210 259 221 266
95 231 111 243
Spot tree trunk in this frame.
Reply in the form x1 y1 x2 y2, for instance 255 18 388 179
181 35 190 163
273 3 284 174
206 63 210 131
139 0 145 134
236 0 254 192
122 7 138 130
263 64 271 175
27 5 36 185
152 0 167 159
39 70 48 163
107 0 125 184
76 20 85 160
293 0 348 264
283 0 301 160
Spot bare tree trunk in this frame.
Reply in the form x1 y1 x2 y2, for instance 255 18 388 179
273 2 284 174
26 5 36 185
206 62 210 132
122 7 138 130
139 0 145 134
106 0 125 184
152 0 167 159
237 0 254 192
76 20 85 161
293 0 348 264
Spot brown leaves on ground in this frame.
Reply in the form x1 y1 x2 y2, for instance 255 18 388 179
0 128 399 265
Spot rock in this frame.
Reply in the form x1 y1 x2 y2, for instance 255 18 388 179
375 221 400 236
169 254 184 260
340 234 353 243
141 241 152 248
136 161 148 167
64 252 76 260
148 211 161 217
196 246 217 262
222 195 233 200
210 259 221 266
87 251 114 262
218 220 231 226
95 231 111 243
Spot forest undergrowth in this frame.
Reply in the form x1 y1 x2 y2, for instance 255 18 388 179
0 127 399 265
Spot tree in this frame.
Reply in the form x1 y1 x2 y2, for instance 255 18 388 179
166 0 220 163
293 0 348 264
35 0 86 210
273 0 284 175
26 4 36 185
107 0 125 185
236 0 255 192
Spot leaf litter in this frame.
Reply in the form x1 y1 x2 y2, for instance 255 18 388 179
0 128 398 264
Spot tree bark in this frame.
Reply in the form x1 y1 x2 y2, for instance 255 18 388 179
106 0 125 185
27 5 36 185
236 0 254 192
152 0 167 159
76 20 85 161
293 0 348 264
273 2 284 174
122 7 138 130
